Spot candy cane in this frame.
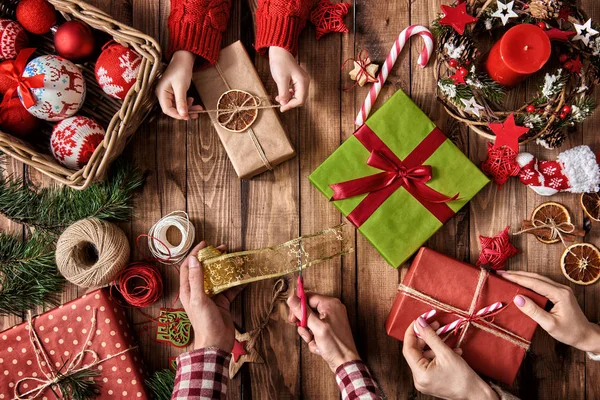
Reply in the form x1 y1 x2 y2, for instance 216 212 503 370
435 302 504 336
355 25 434 126
414 309 437 338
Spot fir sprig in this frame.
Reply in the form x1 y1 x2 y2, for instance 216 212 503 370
146 369 176 400
0 161 143 233
50 365 101 400
0 232 63 316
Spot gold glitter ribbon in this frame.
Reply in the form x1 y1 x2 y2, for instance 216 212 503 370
197 224 354 296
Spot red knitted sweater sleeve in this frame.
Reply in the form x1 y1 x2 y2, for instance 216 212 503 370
168 0 232 64
255 0 312 56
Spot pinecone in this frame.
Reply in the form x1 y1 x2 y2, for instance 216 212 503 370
529 0 563 20
439 31 478 63
0 0 18 19
536 128 566 149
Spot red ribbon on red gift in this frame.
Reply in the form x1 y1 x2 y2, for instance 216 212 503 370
329 124 459 227
0 48 44 108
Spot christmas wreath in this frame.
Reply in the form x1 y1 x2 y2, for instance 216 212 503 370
434 0 598 149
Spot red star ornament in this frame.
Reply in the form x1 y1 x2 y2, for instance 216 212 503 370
310 0 350 40
480 143 521 188
232 338 247 362
545 28 576 42
450 71 466 84
567 55 583 75
477 226 520 270
489 113 529 152
229 329 264 378
439 3 478 35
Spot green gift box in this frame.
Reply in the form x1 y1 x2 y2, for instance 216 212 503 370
309 90 489 267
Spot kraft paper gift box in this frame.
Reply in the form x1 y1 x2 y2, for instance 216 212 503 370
309 89 489 267
0 289 149 399
192 40 295 179
386 247 548 385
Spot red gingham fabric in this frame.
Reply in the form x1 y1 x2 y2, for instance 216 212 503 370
171 347 231 400
335 360 383 399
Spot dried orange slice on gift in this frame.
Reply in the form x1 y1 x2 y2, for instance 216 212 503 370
216 89 259 133
530 202 572 244
581 192 600 222
561 243 600 285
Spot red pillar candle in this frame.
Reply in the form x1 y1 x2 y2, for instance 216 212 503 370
485 24 551 86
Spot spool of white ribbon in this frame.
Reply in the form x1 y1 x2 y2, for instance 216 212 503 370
148 211 196 264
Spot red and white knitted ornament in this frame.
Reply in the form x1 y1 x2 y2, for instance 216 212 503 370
0 19 28 61
18 54 86 121
95 42 141 100
517 145 600 196
51 116 105 169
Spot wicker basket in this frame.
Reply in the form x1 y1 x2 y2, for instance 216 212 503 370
0 0 161 190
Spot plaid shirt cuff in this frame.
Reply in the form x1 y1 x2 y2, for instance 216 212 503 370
335 360 383 399
171 347 231 400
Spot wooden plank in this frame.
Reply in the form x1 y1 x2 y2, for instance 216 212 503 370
350 1 412 398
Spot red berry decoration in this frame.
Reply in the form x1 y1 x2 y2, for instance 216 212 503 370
448 59 459 68
537 22 547 30
54 21 95 63
51 116 105 169
0 19 28 61
562 105 572 114
0 96 39 137
564 60 573 70
526 105 536 113
95 42 141 100
457 66 468 77
559 54 568 63
559 112 567 119
16 0 57 34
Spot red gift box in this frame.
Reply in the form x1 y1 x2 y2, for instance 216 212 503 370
0 289 149 399
386 247 548 385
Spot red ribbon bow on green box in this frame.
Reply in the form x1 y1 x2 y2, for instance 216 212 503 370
329 124 459 227
0 48 44 108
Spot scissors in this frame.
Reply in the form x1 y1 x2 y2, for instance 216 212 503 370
296 241 307 328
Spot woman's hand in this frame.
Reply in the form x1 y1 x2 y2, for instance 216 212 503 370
287 293 359 372
403 318 499 400
269 46 310 112
179 241 244 352
155 50 204 120
498 270 600 354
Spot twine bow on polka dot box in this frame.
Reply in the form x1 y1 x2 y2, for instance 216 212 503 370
0 289 150 399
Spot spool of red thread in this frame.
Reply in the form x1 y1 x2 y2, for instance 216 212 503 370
111 262 163 308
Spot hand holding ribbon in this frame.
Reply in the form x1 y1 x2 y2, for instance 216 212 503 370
0 48 44 108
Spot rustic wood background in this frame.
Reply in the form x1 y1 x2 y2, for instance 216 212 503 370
1 0 600 398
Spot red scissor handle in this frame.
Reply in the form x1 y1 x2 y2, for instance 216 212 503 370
296 275 307 328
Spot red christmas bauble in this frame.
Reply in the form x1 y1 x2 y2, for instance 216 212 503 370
526 105 536 113
54 21 95 62
51 116 105 169
564 60 573 70
537 22 547 30
0 60 16 94
457 67 468 77
562 105 572 114
16 0 57 34
0 19 28 61
95 42 141 100
559 112 567 119
448 59 459 68
0 96 39 137
559 54 568 63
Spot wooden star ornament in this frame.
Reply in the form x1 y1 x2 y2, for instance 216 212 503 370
229 329 264 378
489 113 529 152
310 0 350 40
439 3 478 35
349 58 379 87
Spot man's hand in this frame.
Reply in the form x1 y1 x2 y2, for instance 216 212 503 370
498 270 600 354
179 241 244 352
403 318 499 400
269 46 310 112
287 293 359 371
155 50 204 120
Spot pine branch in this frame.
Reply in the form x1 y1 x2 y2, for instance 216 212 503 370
0 160 144 233
0 232 64 316
50 365 101 400
146 369 176 400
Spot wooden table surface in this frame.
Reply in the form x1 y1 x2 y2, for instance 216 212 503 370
2 0 600 399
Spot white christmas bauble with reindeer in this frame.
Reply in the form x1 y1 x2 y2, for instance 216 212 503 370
95 42 141 100
18 55 86 121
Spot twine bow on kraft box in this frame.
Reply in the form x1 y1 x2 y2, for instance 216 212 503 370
386 248 548 385
192 41 295 179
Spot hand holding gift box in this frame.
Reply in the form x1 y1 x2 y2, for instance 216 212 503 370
386 248 548 385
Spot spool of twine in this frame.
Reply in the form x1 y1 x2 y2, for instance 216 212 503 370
56 218 131 288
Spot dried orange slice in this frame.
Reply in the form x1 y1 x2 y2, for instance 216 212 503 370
216 89 259 132
581 192 600 222
561 243 600 285
530 202 572 244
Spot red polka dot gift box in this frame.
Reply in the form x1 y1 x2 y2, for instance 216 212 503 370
0 289 150 399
